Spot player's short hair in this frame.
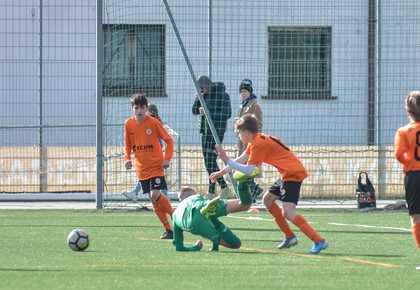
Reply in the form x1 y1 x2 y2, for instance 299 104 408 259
405 91 420 121
131 93 148 108
178 187 197 201
235 114 259 134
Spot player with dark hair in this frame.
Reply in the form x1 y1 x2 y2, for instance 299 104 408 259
123 102 168 201
210 114 328 254
394 90 420 270
124 93 174 239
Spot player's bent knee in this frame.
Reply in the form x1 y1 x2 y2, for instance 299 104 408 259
283 212 293 221
150 190 161 202
219 227 241 249
220 238 241 249
262 192 277 207
282 209 297 221
230 241 241 249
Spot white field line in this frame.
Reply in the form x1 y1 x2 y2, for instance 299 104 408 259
227 215 411 232
327 222 411 232
227 215 273 222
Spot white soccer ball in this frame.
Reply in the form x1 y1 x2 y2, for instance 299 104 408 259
67 229 90 251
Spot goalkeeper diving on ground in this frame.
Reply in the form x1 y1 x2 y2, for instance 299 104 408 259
172 187 242 252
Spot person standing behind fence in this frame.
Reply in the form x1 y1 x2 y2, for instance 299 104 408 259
236 79 263 202
192 75 232 199
394 90 420 270
124 93 175 240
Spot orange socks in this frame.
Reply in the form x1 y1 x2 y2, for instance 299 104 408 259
412 223 420 249
267 204 323 243
156 193 173 217
153 193 174 231
292 214 323 243
153 205 172 230
267 203 295 238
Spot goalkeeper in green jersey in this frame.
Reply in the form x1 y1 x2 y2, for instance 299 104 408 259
172 187 244 252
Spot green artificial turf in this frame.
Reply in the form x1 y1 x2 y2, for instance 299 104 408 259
0 208 418 290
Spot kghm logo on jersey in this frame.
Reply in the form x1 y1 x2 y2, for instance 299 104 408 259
132 144 153 153
146 129 152 135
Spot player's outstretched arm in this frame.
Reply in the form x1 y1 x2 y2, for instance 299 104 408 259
215 144 229 163
173 225 203 252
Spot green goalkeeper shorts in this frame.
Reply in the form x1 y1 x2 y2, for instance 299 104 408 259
190 209 219 243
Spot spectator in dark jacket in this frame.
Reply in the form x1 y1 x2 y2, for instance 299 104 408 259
192 75 232 199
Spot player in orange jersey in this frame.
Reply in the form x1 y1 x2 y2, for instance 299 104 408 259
123 102 166 200
394 91 420 270
124 93 175 239
210 114 328 254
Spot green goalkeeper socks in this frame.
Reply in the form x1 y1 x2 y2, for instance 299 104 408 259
237 181 252 205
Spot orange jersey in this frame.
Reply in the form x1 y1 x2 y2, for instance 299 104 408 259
246 133 308 182
124 115 174 180
394 121 420 174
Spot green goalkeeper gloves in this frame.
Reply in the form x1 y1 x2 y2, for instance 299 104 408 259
200 196 221 218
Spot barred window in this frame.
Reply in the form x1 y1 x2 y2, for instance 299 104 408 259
104 24 166 98
267 26 334 100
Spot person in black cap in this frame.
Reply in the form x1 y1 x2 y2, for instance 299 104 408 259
192 75 232 199
235 79 263 202
236 79 263 152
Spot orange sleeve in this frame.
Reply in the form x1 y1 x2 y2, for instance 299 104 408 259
394 129 408 164
156 121 174 160
124 119 132 161
247 142 265 166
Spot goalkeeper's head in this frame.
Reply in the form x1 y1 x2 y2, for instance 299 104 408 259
178 187 198 201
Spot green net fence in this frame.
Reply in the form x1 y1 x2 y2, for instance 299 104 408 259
1 1 419 207
100 0 419 206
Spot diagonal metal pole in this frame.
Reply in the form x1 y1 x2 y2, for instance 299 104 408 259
162 0 238 197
